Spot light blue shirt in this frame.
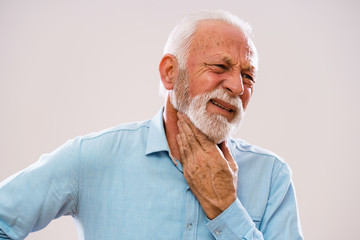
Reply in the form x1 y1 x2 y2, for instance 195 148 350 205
0 109 303 239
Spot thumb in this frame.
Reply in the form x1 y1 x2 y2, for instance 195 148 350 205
219 141 238 172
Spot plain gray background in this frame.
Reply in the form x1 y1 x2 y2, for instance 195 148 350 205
1 0 359 239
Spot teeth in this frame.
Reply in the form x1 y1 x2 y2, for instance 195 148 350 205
210 100 232 112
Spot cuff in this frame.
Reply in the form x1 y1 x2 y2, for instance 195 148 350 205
206 198 255 239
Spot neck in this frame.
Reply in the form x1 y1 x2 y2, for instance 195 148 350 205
163 96 181 160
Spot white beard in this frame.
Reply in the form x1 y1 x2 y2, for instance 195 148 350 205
170 69 244 143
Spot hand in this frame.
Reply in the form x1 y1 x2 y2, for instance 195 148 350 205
176 112 238 219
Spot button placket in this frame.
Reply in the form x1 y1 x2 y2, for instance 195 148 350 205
182 188 200 239
186 223 192 231
215 229 222 236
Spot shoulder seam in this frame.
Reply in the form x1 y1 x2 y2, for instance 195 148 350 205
233 144 281 161
82 124 150 141
230 139 285 164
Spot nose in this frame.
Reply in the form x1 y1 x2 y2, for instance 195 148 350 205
222 73 244 96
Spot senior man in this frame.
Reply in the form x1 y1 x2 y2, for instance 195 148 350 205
0 10 303 240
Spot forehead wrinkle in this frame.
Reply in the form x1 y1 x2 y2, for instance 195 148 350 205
190 21 258 71
222 55 255 73
191 24 237 52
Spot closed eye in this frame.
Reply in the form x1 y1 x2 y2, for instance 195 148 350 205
214 64 228 70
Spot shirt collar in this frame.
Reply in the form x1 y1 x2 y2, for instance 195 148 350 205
145 108 170 155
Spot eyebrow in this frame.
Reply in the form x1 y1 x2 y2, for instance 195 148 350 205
222 57 233 65
222 56 256 72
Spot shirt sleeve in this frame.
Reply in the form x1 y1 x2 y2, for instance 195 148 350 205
206 162 303 240
0 230 11 239
0 137 82 240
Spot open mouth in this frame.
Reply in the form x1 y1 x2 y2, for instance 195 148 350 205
210 99 234 112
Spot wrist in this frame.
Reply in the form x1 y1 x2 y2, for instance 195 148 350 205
203 195 236 220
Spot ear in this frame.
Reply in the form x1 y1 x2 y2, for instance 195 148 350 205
159 54 179 90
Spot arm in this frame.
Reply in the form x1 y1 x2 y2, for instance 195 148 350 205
0 137 81 239
176 112 303 239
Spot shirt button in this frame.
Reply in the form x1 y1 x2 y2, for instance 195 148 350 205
187 223 192 231
215 229 221 235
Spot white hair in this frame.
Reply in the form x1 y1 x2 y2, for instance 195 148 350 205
159 9 256 97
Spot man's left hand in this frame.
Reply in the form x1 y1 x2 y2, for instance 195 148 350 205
176 112 238 220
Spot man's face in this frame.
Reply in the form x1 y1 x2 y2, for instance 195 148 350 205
171 20 257 143
171 68 244 143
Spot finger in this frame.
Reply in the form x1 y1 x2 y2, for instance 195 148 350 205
177 113 201 149
176 134 186 161
178 112 207 142
177 126 193 165
177 112 209 148
219 141 238 172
